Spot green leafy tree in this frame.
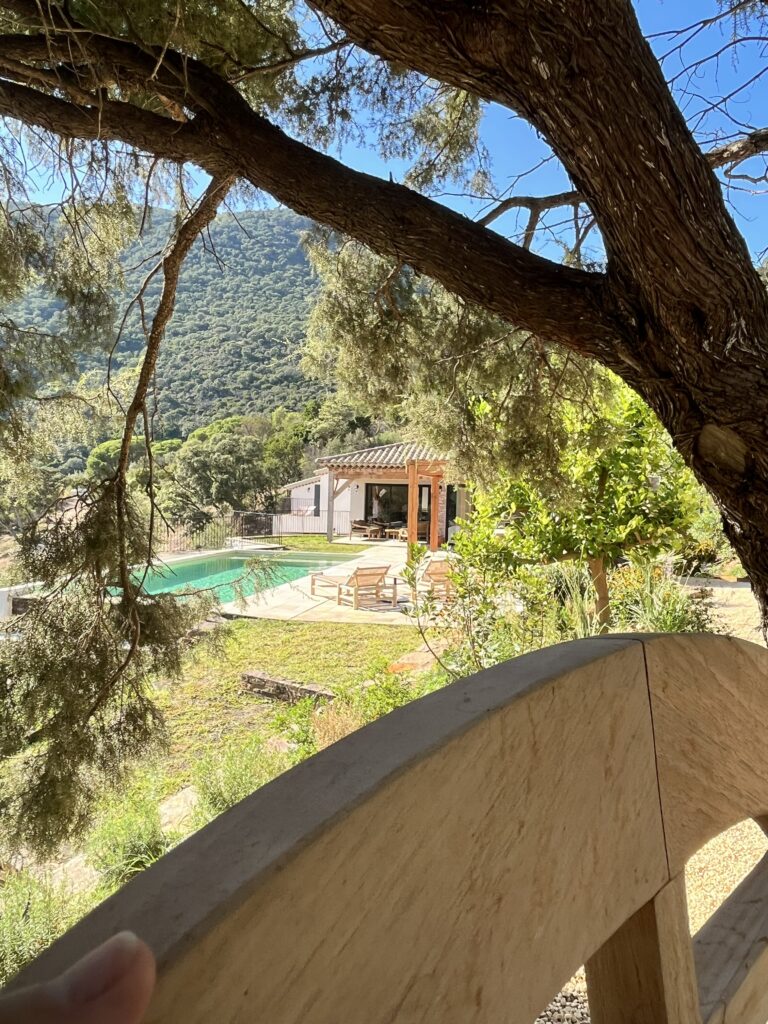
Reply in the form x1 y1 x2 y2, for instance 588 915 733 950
85 436 146 481
303 240 604 485
159 410 308 523
464 391 697 625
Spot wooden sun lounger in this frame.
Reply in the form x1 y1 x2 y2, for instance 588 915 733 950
411 558 454 599
310 565 395 609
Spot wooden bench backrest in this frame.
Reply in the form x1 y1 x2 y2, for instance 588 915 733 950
348 565 389 584
12 634 768 1024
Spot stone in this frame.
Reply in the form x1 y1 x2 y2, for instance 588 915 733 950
241 671 335 704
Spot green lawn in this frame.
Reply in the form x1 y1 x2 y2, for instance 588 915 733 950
154 618 420 789
264 534 370 555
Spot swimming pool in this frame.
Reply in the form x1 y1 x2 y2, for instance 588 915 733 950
140 551 355 605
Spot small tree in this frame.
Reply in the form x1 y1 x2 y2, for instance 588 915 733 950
466 391 697 627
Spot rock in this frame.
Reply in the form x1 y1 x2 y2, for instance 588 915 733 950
241 671 334 704
159 786 198 832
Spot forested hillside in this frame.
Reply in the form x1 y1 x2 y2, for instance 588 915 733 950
13 207 322 436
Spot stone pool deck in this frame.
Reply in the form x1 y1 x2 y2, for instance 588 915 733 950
219 540 415 625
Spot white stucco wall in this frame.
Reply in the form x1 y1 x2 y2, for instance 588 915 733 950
286 473 351 513
283 471 469 539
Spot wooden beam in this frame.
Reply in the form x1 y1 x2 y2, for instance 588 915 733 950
586 874 702 1024
407 460 419 545
695 851 768 1024
429 475 440 552
326 468 335 542
642 634 768 871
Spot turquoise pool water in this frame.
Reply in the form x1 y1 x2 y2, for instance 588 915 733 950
140 552 353 605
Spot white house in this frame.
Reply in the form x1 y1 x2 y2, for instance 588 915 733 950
280 442 469 550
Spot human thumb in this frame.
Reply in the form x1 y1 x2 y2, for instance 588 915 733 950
0 931 156 1024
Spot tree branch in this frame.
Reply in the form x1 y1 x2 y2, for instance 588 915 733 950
309 0 767 340
478 190 581 229
708 128 768 171
476 126 768 232
112 174 232 675
231 37 352 82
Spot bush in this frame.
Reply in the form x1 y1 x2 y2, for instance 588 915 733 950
674 491 731 575
269 699 319 762
87 783 176 888
340 667 433 724
609 563 721 633
272 671 445 759
0 870 98 985
193 733 289 824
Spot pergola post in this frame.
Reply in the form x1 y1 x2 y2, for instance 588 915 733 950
406 459 419 545
326 468 335 543
429 475 440 551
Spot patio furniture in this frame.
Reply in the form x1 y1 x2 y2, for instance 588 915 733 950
349 519 386 540
350 519 369 538
310 565 394 609
384 521 432 542
410 557 454 600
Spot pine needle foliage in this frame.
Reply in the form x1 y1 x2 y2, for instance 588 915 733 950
303 236 608 487
0 483 209 856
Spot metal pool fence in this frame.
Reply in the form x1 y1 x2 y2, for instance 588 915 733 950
155 508 352 554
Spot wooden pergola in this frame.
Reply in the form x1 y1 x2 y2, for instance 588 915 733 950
318 443 448 551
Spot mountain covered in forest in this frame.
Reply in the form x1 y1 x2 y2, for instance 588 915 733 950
14 206 324 436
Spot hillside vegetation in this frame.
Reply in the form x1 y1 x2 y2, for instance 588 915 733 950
13 207 322 436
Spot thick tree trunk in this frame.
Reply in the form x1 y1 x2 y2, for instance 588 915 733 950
588 557 611 633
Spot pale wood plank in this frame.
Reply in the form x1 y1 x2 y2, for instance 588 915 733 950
694 851 768 1024
407 457 419 545
586 874 701 1024
429 474 440 551
642 634 768 872
12 638 668 1024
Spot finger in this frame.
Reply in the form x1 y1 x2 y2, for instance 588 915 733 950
0 931 156 1024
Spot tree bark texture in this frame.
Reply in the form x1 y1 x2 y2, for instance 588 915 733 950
2 0 768 624
588 558 612 633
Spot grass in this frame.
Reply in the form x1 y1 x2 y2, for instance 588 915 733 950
276 534 370 555
153 618 419 790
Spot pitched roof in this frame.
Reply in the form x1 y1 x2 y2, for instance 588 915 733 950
316 441 445 471
280 473 324 491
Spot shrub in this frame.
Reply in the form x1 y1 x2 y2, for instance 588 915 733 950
674 491 731 575
610 563 721 633
272 671 446 759
87 783 176 888
0 870 98 985
340 669 429 725
269 699 319 762
547 563 605 639
193 733 289 824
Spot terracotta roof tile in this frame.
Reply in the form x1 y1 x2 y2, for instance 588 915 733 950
316 442 445 470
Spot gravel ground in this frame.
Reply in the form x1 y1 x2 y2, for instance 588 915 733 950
536 988 590 1023
533 819 767 1022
